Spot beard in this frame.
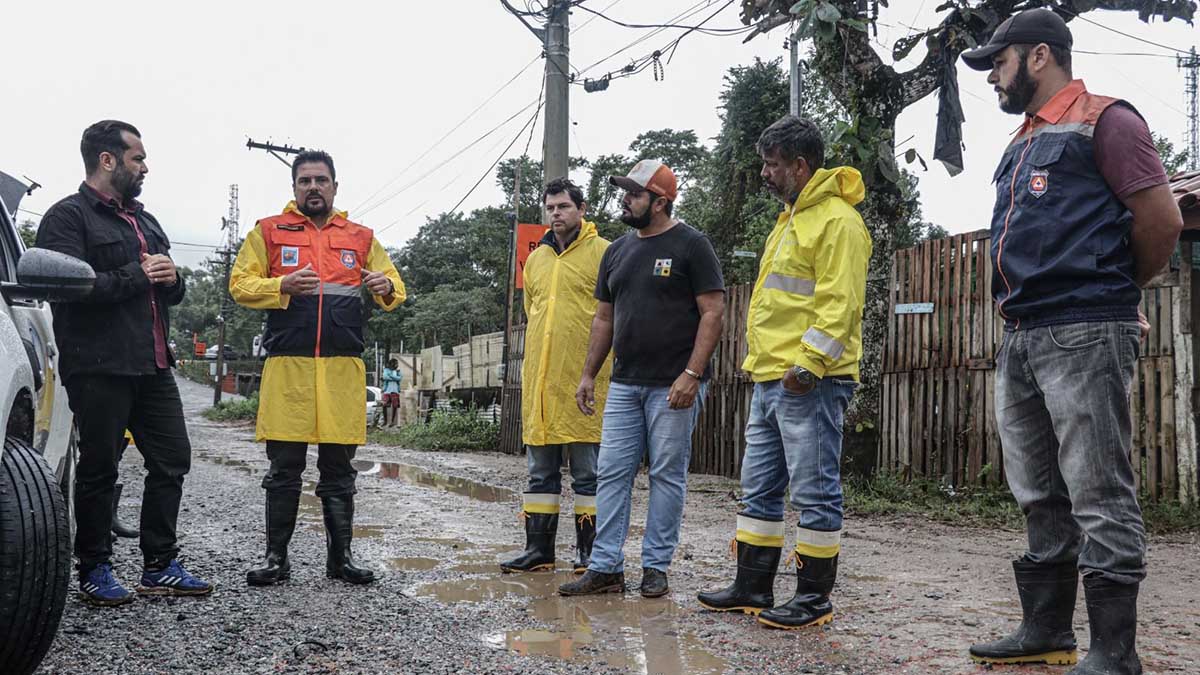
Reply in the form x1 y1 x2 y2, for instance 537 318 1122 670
298 193 330 218
999 60 1037 115
764 175 798 204
620 203 653 229
112 163 142 202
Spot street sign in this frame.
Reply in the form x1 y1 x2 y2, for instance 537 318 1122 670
516 223 550 289
733 250 757 258
895 302 934 314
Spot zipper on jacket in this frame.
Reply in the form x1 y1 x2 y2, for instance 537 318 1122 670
313 224 324 358
995 133 1034 330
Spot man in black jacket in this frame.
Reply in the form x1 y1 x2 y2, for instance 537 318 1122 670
36 120 211 606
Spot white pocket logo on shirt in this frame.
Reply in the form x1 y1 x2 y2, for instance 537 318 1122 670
653 258 672 277
281 246 299 267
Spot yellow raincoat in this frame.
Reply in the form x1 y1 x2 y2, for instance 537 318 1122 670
743 167 872 382
230 202 405 445
521 220 611 446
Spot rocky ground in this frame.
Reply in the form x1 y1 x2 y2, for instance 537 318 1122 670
36 376 1200 674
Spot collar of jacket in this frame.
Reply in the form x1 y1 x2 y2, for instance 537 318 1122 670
79 182 144 214
785 167 866 217
538 219 597 254
281 200 351 228
1016 79 1088 135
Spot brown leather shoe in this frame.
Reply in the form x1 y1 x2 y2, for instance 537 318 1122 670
558 569 625 596
640 568 669 598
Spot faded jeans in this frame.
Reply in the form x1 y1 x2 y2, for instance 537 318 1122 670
589 381 707 574
526 443 598 496
997 321 1146 584
739 378 857 531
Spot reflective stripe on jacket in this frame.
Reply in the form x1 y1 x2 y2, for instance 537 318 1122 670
521 220 612 446
990 80 1140 328
742 167 872 382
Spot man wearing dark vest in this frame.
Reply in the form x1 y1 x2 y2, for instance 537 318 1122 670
961 10 1183 673
230 150 405 586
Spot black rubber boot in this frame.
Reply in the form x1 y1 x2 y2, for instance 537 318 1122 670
572 513 595 574
111 483 139 539
969 559 1079 665
1067 577 1141 675
321 494 375 585
697 540 783 615
500 512 558 573
246 491 299 586
758 553 837 630
558 569 625 596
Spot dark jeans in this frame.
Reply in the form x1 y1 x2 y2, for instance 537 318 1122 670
997 321 1146 584
526 443 598 496
66 371 191 572
261 440 358 497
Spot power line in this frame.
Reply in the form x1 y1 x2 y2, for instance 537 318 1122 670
575 0 718 76
355 97 542 218
1075 49 1177 58
571 1 748 33
1056 6 1190 55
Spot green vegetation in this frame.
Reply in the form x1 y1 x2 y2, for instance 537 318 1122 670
846 471 1200 535
202 393 259 422
368 409 498 452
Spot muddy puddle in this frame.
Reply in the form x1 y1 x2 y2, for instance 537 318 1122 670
411 571 727 673
350 458 517 503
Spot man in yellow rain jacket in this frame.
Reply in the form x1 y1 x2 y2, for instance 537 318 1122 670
229 150 405 587
697 116 871 629
501 178 611 575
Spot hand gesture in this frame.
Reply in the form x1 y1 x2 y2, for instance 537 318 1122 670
280 263 320 296
667 371 699 409
361 269 393 296
140 253 177 286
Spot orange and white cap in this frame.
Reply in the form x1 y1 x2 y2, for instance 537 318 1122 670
610 159 678 202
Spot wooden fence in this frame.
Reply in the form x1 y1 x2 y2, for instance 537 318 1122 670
879 231 1198 502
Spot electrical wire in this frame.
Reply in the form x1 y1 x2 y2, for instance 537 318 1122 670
1056 5 1190 55
571 1 749 33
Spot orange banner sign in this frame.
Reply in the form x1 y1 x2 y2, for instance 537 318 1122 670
516 223 550 289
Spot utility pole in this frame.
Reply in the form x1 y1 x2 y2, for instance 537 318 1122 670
542 0 571 189
788 33 801 116
246 138 305 168
213 184 240 405
1180 46 1199 171
501 162 521 389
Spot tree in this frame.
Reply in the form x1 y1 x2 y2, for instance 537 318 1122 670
628 129 709 189
1154 133 1190 176
740 0 1197 424
17 219 37 248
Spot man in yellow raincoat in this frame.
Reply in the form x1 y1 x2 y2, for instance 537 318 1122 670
229 150 405 586
697 116 871 629
501 178 611 575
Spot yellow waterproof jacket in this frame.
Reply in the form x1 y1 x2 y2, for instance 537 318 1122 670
743 167 872 382
229 202 405 444
521 220 611 446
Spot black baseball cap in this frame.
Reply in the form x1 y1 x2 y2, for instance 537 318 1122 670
961 9 1073 71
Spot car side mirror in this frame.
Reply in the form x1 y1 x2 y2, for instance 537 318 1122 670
4 248 96 302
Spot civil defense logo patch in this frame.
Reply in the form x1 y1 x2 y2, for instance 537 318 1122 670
1029 169 1049 198
341 250 356 269
281 246 299 267
653 258 672 277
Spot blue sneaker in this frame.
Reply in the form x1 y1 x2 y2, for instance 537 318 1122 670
79 563 134 606
137 559 213 596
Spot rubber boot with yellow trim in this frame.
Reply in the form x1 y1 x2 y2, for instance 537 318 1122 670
697 515 784 615
969 559 1078 666
572 495 596 574
758 527 840 630
500 493 559 573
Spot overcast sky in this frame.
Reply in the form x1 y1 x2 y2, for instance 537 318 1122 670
6 1 1196 269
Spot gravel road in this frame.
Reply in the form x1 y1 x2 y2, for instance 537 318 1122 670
35 375 1200 674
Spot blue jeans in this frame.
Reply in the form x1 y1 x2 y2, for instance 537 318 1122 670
589 381 707 574
997 321 1145 584
526 443 598 496
739 379 856 533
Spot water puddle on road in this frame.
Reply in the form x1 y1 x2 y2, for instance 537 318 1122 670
295 482 386 540
195 452 254 474
350 459 517 503
412 572 727 674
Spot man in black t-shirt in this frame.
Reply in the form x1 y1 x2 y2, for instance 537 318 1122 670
558 160 725 599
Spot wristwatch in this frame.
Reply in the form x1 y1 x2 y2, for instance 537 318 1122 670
788 366 817 388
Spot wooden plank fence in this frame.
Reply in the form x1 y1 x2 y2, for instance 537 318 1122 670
880 231 1197 502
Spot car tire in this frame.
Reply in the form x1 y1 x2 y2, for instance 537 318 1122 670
0 436 71 675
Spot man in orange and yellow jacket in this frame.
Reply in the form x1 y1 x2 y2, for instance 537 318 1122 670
230 150 405 587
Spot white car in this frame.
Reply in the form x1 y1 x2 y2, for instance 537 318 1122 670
366 385 382 427
0 195 91 674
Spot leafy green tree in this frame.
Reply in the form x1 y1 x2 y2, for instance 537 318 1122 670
628 129 708 189
17 219 37 248
1154 133 1190 176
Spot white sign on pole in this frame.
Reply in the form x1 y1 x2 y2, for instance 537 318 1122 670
895 303 935 315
